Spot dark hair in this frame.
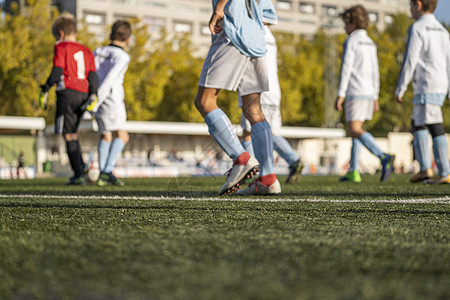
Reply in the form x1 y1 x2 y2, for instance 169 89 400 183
110 20 132 42
52 13 76 40
410 0 438 12
340 5 369 30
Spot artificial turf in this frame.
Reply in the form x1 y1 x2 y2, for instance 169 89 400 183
0 175 449 299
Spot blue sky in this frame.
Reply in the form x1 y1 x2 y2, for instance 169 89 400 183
434 0 450 24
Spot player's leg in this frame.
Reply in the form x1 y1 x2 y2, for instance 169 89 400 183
410 105 435 182
241 129 254 155
428 123 449 184
98 132 113 173
101 130 129 186
349 121 394 182
237 93 281 195
195 87 257 195
340 136 362 182
195 87 246 161
60 90 87 185
64 133 85 185
263 106 302 183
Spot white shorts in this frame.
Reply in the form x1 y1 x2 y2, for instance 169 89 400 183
412 104 443 126
198 32 269 96
345 99 374 122
241 105 282 135
95 100 127 134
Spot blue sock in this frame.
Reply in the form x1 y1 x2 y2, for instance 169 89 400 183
104 138 125 173
359 132 384 159
349 138 362 173
204 109 244 161
98 140 111 172
273 135 299 166
251 121 274 176
241 140 254 156
413 129 431 171
432 135 449 177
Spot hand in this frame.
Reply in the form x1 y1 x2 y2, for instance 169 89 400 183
373 100 379 112
81 94 98 112
38 91 48 110
334 97 344 111
209 9 224 35
396 95 403 103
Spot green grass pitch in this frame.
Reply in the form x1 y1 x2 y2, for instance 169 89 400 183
0 174 449 299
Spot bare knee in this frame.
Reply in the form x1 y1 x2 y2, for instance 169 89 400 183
195 87 220 118
117 130 129 144
242 93 265 125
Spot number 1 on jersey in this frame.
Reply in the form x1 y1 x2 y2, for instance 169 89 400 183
73 51 86 80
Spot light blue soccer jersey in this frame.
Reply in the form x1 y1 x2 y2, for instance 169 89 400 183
213 0 266 57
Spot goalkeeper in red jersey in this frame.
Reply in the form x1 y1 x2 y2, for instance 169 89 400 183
39 13 99 185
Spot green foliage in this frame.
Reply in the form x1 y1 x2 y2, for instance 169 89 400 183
0 0 56 120
0 3 448 132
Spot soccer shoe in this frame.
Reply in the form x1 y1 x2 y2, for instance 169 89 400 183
65 176 86 185
424 174 450 184
380 154 395 182
97 172 125 186
339 170 362 183
218 153 259 196
237 177 282 196
286 159 304 184
409 169 433 183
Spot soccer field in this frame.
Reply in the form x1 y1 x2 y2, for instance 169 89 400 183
0 175 449 299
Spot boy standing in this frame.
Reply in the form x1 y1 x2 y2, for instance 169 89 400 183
239 0 303 184
396 0 450 184
93 20 132 186
39 14 99 185
335 5 395 183
195 0 281 195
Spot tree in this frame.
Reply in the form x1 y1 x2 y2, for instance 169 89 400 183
0 0 56 120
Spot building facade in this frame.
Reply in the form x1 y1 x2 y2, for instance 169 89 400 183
72 0 410 50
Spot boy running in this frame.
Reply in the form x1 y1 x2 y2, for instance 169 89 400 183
396 0 450 184
39 13 99 185
239 0 303 184
195 0 281 195
335 5 395 183
93 20 132 186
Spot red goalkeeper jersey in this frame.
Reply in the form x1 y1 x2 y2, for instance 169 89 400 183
53 41 96 93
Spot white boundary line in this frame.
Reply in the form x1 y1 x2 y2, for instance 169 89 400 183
0 194 449 204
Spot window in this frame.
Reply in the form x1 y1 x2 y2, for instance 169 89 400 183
83 11 106 26
277 0 292 11
384 15 393 24
142 1 166 8
112 0 137 5
142 16 166 32
170 3 194 12
322 5 338 17
299 2 315 14
173 21 192 33
368 12 378 22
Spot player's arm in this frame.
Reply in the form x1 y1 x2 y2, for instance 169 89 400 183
41 66 63 93
209 0 229 35
336 38 355 103
334 96 345 111
395 25 422 100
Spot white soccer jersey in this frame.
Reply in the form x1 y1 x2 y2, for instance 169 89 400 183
238 25 281 107
337 29 379 100
94 44 130 111
395 14 450 101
